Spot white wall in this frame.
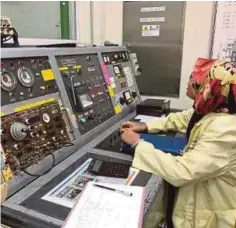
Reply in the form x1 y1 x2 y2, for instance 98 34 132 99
77 1 215 109
75 1 123 46
75 1 91 44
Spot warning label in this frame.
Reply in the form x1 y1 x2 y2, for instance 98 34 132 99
142 25 160 37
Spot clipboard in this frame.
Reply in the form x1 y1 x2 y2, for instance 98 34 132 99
62 182 145 228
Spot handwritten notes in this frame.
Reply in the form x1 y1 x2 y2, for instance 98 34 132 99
62 182 145 228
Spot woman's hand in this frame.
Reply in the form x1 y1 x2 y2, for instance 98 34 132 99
120 129 140 145
120 121 147 133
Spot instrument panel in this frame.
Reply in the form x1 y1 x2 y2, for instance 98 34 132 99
1 100 72 177
1 56 58 106
101 51 138 114
0 47 141 195
56 54 115 135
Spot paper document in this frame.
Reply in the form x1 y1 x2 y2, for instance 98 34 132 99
42 158 139 208
135 114 165 123
62 182 145 228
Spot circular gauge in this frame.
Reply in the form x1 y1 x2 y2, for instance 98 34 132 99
42 112 51 123
0 70 17 91
17 67 35 87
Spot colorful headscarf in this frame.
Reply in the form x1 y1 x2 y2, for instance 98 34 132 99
191 58 236 115
186 58 236 141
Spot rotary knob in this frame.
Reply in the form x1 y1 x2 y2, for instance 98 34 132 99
131 91 137 98
137 67 142 73
119 97 126 105
14 144 19 150
52 136 57 141
10 122 28 141
30 132 36 138
25 118 31 124
88 114 94 120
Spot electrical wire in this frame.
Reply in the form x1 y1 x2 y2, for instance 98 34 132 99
21 152 56 177
60 142 75 147
21 142 74 177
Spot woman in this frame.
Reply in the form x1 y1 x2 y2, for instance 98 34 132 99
121 58 236 228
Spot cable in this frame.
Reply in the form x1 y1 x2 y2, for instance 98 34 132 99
60 142 75 147
21 152 56 177
21 142 74 177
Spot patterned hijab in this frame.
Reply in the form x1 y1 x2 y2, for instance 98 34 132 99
186 58 236 140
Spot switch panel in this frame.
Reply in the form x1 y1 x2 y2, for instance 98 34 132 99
56 54 115 135
100 51 139 114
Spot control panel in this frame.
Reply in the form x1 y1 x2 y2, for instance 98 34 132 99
1 100 73 179
56 54 115 135
0 46 141 197
95 129 122 153
102 51 129 65
1 56 58 106
95 118 140 154
101 51 139 114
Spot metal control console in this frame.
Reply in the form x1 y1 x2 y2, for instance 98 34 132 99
1 47 163 228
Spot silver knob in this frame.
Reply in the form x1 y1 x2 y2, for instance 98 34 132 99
10 122 28 141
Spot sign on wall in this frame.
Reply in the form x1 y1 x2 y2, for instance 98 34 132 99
211 1 236 65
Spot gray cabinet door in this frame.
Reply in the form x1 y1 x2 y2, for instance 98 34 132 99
123 1 185 97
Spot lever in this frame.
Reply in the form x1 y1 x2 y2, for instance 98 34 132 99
70 76 77 106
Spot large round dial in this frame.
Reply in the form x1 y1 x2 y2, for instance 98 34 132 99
1 70 17 91
10 122 28 141
17 67 35 87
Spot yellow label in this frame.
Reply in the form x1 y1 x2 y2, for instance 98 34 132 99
2 166 13 182
0 111 7 117
114 105 122 114
15 98 55 112
108 86 114 97
41 69 55 81
59 66 69 71
73 65 81 69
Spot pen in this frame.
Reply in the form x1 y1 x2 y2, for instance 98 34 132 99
93 184 133 197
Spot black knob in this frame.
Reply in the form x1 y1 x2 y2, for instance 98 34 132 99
131 91 137 98
137 67 142 73
119 97 125 105
88 114 94 120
